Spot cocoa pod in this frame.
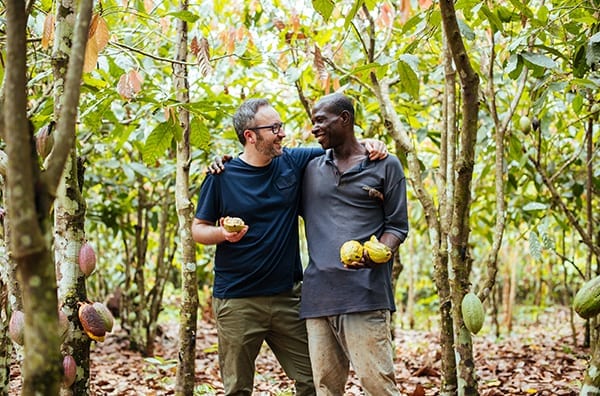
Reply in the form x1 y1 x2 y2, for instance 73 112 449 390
78 303 106 342
78 242 97 276
340 240 364 266
35 123 54 159
93 302 114 332
9 310 25 346
62 355 77 388
222 216 245 232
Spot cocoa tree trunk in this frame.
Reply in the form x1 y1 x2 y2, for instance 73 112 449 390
173 2 199 394
0 265 10 396
4 0 92 393
439 0 481 392
51 1 93 393
145 192 176 357
5 2 61 393
54 155 91 396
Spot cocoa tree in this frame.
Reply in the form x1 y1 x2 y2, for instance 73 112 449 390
51 0 94 393
3 0 93 394
171 1 200 394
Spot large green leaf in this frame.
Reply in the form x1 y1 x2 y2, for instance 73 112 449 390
143 121 179 166
312 0 334 22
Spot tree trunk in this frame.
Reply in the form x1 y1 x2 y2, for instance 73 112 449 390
439 0 480 393
55 155 91 396
145 193 175 357
5 1 62 393
52 1 92 393
0 268 11 396
173 2 199 394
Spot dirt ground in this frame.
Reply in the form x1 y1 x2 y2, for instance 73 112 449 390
9 306 589 395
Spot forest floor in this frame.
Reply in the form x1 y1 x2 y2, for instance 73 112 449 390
9 305 590 395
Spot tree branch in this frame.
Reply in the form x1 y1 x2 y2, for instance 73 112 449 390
42 0 94 195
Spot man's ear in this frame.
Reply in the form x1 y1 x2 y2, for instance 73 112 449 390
340 110 352 125
244 129 255 144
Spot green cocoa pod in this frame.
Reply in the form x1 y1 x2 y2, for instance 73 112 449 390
93 302 115 332
573 275 600 319
461 292 484 334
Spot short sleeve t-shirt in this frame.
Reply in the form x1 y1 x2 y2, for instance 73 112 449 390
195 147 323 299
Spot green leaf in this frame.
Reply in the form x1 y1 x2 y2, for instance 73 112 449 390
165 10 200 24
143 121 175 166
529 231 542 261
479 5 503 32
190 117 211 152
344 0 364 29
523 202 547 211
587 32 600 67
312 0 335 22
398 60 419 100
521 52 557 69
572 93 584 114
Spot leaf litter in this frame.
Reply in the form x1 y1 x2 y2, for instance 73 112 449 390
8 306 588 395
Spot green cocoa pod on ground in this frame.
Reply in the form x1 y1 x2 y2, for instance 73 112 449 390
573 275 600 319
462 292 484 334
222 216 245 232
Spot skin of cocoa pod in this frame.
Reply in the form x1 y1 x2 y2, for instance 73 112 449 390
9 310 25 346
93 302 114 332
62 355 77 388
78 303 106 342
78 242 97 276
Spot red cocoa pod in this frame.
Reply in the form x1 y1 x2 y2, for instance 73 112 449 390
78 242 97 276
92 302 114 332
9 310 25 346
78 303 105 342
62 355 77 387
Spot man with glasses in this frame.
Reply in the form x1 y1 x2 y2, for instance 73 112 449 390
192 98 387 395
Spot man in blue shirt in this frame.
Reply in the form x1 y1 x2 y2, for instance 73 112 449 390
300 93 409 395
192 98 387 396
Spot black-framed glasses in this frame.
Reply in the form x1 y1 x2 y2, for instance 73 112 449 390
248 122 284 134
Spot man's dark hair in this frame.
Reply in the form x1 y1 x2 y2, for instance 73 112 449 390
319 93 355 121
232 98 270 145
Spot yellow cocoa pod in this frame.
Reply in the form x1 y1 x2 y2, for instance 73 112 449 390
340 240 364 266
223 216 245 232
364 235 392 264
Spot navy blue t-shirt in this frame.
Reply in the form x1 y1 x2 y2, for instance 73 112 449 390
195 147 323 299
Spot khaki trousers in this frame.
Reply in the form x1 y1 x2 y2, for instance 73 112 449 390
213 282 315 396
306 310 400 396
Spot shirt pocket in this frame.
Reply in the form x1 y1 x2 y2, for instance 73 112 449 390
274 171 298 203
